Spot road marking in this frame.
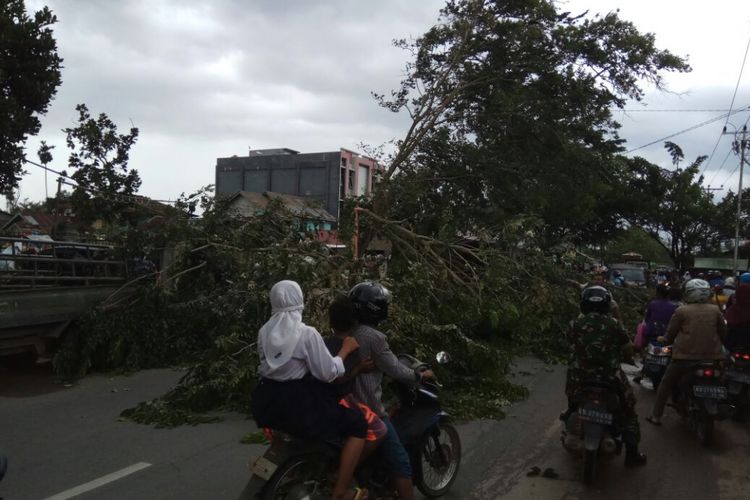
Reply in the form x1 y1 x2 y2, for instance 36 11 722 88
42 462 152 500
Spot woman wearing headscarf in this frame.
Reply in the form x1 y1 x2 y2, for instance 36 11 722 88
725 283 750 352
251 280 367 500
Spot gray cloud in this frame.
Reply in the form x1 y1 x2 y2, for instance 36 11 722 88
15 0 750 205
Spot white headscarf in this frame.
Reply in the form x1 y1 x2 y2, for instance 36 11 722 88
258 280 306 369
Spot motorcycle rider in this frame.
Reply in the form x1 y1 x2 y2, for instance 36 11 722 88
348 281 434 500
724 283 750 352
633 284 678 384
565 286 647 466
251 281 367 500
646 279 727 426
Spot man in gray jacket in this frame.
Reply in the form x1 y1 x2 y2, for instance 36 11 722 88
349 281 434 500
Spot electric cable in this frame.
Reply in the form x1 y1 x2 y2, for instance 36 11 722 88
22 157 179 206
626 106 750 154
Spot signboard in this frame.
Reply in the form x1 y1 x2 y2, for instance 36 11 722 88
693 257 749 271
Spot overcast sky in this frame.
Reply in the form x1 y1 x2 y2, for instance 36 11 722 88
14 0 750 208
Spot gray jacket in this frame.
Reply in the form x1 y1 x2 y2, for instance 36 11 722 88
351 324 420 417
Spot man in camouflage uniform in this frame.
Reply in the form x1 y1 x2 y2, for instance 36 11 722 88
565 285 647 467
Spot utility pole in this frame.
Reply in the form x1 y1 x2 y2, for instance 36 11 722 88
724 124 749 277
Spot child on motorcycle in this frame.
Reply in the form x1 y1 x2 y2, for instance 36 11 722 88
251 280 367 500
565 286 647 466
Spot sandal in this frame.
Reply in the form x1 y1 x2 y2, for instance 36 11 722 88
645 416 662 426
542 468 559 479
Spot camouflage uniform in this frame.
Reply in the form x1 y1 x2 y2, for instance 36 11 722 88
565 312 641 444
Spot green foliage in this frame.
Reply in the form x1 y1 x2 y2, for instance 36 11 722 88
375 0 689 245
0 0 62 193
63 103 141 228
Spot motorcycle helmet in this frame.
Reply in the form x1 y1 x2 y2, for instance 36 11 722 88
348 281 391 326
683 278 711 303
739 273 750 285
580 286 611 314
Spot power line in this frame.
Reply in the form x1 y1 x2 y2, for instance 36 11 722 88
724 34 750 132
626 106 750 154
703 34 750 177
707 148 734 187
22 157 178 206
620 108 736 113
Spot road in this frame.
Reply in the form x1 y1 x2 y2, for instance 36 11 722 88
2 357 749 499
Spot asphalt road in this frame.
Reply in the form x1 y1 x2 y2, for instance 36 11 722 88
2 358 749 499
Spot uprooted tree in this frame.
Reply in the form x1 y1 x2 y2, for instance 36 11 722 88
54 0 680 425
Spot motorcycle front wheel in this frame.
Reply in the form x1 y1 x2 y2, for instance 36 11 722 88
583 449 597 485
414 423 462 497
261 454 330 500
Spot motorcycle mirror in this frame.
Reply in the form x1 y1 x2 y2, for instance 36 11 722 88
436 351 451 365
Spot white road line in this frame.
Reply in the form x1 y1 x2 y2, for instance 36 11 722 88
41 462 152 500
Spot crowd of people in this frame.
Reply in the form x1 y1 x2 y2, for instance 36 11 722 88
565 267 750 468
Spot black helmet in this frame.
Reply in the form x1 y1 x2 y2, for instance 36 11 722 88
348 281 391 326
580 285 611 314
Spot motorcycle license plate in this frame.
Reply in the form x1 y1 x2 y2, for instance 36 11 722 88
727 370 750 384
645 355 669 366
249 455 277 481
693 385 727 399
578 407 613 425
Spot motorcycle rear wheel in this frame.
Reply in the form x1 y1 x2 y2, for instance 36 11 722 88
261 454 330 500
695 412 714 447
583 449 597 485
414 423 462 497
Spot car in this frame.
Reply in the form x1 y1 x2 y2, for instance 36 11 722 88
608 264 648 287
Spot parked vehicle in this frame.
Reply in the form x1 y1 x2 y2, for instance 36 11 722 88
607 264 648 287
239 352 461 499
561 377 623 485
726 351 750 420
642 342 672 390
672 361 730 445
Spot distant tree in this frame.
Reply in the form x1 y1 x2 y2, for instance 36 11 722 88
64 104 141 227
0 1 62 193
634 142 719 270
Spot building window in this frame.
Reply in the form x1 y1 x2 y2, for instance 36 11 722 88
357 165 369 196
341 157 347 166
348 168 355 194
339 167 346 200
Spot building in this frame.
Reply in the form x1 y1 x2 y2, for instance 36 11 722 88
226 191 337 231
215 148 384 223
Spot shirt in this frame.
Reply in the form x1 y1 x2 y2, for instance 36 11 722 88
352 324 420 417
258 325 345 382
665 303 727 360
644 299 678 338
324 337 360 397
567 313 629 380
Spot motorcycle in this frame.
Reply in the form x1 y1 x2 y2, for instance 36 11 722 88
642 342 672 390
239 351 461 499
561 377 623 485
671 361 730 445
726 350 750 420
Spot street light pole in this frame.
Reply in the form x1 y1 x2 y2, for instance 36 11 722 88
728 125 749 278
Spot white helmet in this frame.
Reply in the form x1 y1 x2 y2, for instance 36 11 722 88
684 279 711 303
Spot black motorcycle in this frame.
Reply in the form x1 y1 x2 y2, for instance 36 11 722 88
561 377 623 485
672 361 730 445
239 352 461 499
642 342 671 390
726 350 750 420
